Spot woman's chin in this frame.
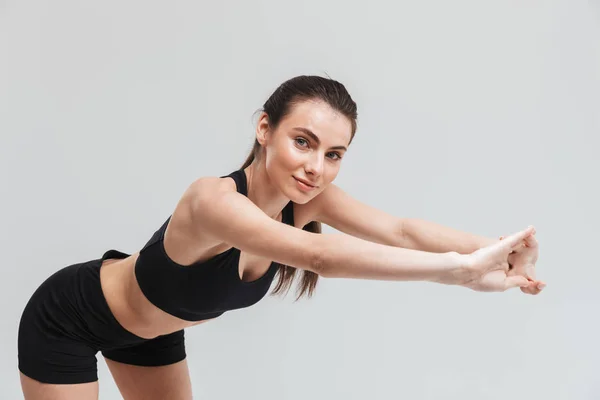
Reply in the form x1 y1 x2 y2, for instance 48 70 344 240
288 187 320 204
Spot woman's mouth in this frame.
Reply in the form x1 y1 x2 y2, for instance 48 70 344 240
293 176 318 192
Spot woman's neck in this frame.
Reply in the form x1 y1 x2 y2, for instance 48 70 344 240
244 162 291 221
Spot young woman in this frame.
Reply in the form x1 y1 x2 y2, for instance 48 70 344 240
17 75 544 400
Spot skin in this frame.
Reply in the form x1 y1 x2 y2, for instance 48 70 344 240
20 99 543 399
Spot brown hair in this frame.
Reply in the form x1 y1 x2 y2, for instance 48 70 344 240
241 75 358 300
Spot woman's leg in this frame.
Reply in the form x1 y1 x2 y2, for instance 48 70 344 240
101 329 191 399
105 358 192 400
20 372 99 400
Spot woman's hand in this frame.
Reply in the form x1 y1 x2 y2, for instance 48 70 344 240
506 231 545 295
458 226 538 292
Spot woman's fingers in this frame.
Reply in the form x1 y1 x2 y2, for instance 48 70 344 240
505 275 530 291
520 279 546 295
523 232 539 248
492 227 543 295
526 263 537 281
499 226 535 253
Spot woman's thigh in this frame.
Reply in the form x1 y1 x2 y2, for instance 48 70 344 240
20 372 99 400
105 358 192 400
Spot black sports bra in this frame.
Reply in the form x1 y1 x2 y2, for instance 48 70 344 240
121 170 294 321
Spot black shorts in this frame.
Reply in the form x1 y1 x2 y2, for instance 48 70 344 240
17 250 186 384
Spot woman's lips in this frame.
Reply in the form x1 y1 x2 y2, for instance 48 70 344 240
293 176 317 191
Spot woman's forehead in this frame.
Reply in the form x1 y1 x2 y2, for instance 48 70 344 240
282 101 353 146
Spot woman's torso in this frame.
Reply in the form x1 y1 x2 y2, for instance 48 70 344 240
98 174 312 340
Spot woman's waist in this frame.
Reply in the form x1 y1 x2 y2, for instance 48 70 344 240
99 254 213 339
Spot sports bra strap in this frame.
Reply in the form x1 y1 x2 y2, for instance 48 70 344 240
223 169 248 196
140 217 170 252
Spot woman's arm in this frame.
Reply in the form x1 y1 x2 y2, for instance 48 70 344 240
306 183 497 254
400 219 497 254
188 178 465 284
304 184 542 294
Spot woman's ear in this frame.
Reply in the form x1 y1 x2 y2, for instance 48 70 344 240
256 112 270 146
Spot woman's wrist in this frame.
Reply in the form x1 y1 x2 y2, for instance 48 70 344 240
433 251 472 286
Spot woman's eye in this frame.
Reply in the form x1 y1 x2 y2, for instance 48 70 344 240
295 138 308 147
327 152 342 160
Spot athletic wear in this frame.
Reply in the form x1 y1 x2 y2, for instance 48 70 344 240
18 169 293 384
18 250 186 384
134 169 294 321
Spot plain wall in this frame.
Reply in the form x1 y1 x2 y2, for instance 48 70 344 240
2 1 599 399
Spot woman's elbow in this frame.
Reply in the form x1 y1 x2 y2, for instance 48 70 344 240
309 249 328 277
305 237 332 277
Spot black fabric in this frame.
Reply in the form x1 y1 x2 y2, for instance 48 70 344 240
134 169 295 321
17 252 186 384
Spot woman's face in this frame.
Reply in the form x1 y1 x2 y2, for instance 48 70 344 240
257 100 353 204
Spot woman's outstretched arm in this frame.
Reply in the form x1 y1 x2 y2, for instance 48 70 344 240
305 183 499 253
187 178 532 292
301 183 543 294
397 218 498 254
188 178 463 283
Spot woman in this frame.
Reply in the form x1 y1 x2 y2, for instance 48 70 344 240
18 75 544 400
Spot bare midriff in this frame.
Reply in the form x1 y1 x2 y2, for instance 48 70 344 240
99 253 213 340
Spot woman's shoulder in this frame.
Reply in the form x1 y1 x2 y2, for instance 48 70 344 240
184 175 238 200
166 175 241 248
169 176 240 226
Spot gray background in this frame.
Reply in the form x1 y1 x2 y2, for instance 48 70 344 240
2 0 599 399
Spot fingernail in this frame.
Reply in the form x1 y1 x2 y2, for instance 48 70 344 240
538 284 546 290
